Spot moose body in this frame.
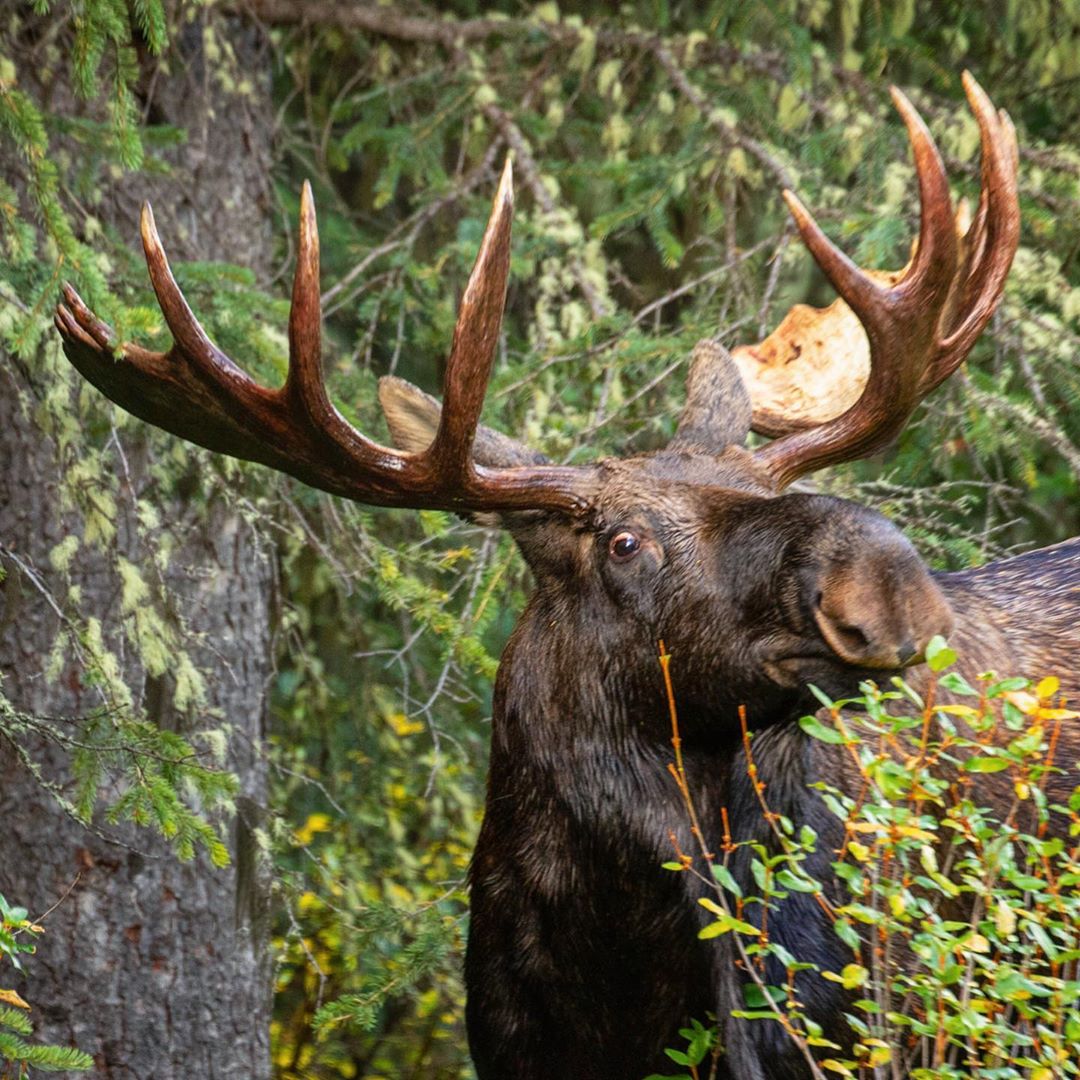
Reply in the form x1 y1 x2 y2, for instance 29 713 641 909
55 72 1072 1079
466 533 1080 1079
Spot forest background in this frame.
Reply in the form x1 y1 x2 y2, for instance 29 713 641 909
3 1 1080 1077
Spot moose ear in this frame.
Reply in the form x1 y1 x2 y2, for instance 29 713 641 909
668 340 753 453
378 375 551 467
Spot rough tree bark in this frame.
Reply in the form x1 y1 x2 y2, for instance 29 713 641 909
0 11 277 1078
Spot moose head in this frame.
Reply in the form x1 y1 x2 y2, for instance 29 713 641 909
57 74 1025 1079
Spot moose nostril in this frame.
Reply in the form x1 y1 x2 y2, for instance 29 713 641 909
833 623 870 653
813 602 887 667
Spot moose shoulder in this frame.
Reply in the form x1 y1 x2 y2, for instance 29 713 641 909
56 73 1073 1079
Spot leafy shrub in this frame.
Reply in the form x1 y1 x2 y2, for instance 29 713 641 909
662 642 1080 1079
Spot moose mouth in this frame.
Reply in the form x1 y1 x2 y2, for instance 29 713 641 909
762 644 924 695
763 653 843 690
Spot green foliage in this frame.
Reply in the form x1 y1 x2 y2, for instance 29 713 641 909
678 664 1080 1078
644 1018 721 1080
0 896 36 974
269 503 502 1076
0 0 170 356
0 894 93 1077
0 683 237 864
1 1 280 866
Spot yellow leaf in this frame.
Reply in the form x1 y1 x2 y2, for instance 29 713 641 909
822 964 867 989
839 963 868 989
387 712 424 737
293 812 334 845
896 825 936 842
1037 707 1079 721
1036 676 1060 700
821 1060 855 1076
0 989 30 1010
387 881 413 907
920 845 938 874
596 58 621 99
934 704 979 717
727 147 748 178
533 1 560 24
777 84 810 131
995 900 1017 937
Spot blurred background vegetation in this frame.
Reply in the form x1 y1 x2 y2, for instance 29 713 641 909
4 1 1080 1077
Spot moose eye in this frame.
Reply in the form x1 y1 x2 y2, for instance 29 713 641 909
608 531 641 561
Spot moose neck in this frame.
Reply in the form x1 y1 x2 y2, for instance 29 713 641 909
491 583 844 850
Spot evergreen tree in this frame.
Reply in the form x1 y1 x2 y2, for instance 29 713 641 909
1 4 276 1075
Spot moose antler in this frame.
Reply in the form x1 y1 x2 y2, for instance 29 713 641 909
750 73 1020 489
55 161 597 516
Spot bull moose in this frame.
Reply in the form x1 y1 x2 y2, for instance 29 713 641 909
55 73 1078 1079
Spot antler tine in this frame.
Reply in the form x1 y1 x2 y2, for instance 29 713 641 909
778 89 958 334
56 166 598 516
427 157 514 484
779 190 887 330
56 263 277 463
141 203 259 399
281 181 395 473
55 281 116 355
286 180 330 422
921 74 1020 392
889 86 958 306
953 90 996 299
278 181 434 481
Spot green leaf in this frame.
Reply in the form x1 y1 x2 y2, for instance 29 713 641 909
834 918 861 950
925 635 956 672
937 672 978 695
963 755 1012 773
988 677 1029 696
711 864 743 897
799 714 846 744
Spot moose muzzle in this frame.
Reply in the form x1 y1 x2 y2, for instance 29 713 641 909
812 537 955 670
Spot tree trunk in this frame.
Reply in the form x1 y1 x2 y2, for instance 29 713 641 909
0 11 276 1078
